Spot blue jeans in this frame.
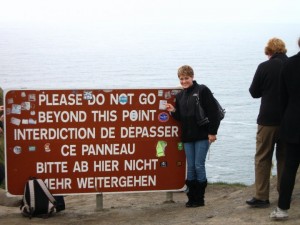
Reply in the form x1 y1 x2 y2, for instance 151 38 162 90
184 140 209 182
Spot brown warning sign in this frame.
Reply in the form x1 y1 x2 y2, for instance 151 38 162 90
5 88 186 195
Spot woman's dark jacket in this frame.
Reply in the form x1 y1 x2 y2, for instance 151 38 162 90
171 81 220 143
249 53 288 126
280 52 300 144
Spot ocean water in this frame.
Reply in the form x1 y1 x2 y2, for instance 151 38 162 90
1 22 299 185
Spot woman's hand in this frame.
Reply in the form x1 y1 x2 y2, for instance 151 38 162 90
165 103 176 112
208 134 217 143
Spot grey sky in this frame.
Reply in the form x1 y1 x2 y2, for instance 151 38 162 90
0 0 299 25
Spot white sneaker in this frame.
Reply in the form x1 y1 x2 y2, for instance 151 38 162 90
270 207 288 220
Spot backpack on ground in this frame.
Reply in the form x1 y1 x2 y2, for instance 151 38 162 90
20 177 59 218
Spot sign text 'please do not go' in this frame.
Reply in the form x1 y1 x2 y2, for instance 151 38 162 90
5 88 186 195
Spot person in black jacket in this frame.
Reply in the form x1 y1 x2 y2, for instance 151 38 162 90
270 37 300 220
166 65 220 207
247 38 288 207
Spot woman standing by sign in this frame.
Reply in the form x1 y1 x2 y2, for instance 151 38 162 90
166 65 221 207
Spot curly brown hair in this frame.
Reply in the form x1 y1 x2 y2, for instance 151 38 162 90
264 38 287 56
177 65 194 78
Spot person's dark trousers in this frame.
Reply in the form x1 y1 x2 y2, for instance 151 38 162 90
0 163 4 185
194 180 207 207
278 142 300 210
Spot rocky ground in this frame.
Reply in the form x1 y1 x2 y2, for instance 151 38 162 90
0 172 299 225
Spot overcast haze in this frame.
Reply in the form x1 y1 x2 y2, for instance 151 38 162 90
0 0 299 26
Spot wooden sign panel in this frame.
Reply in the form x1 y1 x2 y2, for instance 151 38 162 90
4 88 186 195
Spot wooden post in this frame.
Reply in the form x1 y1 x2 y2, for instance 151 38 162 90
164 192 174 203
95 193 103 211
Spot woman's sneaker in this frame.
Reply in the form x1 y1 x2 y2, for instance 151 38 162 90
270 207 288 220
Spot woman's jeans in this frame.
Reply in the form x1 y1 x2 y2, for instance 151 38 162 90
184 140 209 182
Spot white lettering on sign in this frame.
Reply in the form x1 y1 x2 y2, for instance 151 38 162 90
82 143 135 155
77 175 156 188
124 159 158 171
110 93 134 105
39 93 83 106
36 161 68 173
122 110 156 122
87 93 105 105
139 93 156 105
38 111 87 123
120 126 179 138
73 161 89 172
93 160 119 172
61 145 77 156
99 127 115 138
14 127 96 140
44 178 72 190
91 110 117 122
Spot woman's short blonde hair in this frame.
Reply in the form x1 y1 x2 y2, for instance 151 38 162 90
264 38 287 56
177 65 194 78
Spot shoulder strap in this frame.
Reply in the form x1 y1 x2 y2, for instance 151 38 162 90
23 180 35 208
35 179 57 205
197 84 206 93
194 84 206 102
28 180 35 210
21 179 35 216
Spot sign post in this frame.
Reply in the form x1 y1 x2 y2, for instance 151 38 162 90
5 88 186 196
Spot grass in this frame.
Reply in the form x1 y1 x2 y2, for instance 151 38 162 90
209 181 247 187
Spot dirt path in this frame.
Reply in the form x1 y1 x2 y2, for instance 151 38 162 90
0 173 299 225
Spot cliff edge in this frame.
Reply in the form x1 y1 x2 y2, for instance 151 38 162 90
0 171 299 225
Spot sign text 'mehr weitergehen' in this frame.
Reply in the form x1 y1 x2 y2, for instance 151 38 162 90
5 89 186 195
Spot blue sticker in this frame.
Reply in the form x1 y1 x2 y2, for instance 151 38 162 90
119 94 128 105
158 112 169 122
83 91 93 100
28 146 36 152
